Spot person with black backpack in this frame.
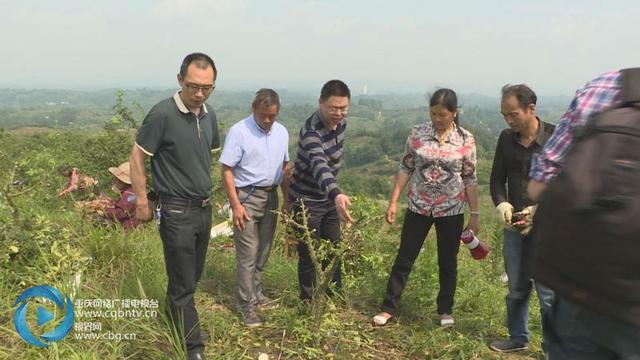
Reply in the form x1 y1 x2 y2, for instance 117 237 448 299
528 69 640 359
489 84 555 354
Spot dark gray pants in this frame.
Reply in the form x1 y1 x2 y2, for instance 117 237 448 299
292 198 342 300
159 198 211 355
234 187 278 313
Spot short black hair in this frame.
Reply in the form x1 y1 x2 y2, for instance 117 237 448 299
252 88 280 111
179 52 217 80
320 80 350 101
501 84 537 110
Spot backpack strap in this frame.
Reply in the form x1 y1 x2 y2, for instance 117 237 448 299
622 67 640 103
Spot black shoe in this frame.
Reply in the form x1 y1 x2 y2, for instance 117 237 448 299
200 328 210 343
188 351 205 360
257 295 278 309
257 293 273 305
489 338 528 353
242 310 262 328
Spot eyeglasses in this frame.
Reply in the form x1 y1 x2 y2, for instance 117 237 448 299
327 106 349 115
184 82 215 93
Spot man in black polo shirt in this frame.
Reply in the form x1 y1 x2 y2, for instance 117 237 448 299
130 52 220 360
489 84 555 354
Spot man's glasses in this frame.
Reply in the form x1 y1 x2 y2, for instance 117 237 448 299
327 106 348 115
184 82 215 93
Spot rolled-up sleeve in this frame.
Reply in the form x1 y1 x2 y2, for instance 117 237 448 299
529 110 575 184
399 130 416 175
461 134 478 186
530 72 623 184
490 131 508 205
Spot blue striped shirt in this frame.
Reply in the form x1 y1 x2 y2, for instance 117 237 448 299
289 110 346 201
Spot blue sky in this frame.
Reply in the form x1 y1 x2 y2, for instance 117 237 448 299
1 0 638 95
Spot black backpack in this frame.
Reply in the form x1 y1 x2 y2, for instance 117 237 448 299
533 68 640 327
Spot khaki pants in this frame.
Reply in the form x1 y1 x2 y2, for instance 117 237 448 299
234 187 278 313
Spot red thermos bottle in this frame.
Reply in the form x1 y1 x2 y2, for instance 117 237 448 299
460 230 490 260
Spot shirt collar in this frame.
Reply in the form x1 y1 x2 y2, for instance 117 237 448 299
314 110 345 131
248 113 271 134
511 117 545 146
533 117 547 146
426 122 464 145
173 91 208 115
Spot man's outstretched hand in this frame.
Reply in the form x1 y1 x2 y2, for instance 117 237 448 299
335 194 353 223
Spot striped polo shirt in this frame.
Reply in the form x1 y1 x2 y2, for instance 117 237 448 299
289 110 346 201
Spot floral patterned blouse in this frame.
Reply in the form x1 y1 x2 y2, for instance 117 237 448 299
400 122 477 218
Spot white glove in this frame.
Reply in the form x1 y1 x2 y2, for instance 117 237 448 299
512 205 537 236
521 205 537 222
496 202 514 225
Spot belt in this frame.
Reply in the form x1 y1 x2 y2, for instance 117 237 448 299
160 196 211 208
240 185 277 192
255 185 277 192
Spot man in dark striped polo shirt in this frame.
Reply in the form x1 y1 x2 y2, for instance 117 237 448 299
289 79 353 300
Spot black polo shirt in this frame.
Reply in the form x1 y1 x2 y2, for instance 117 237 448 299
136 92 220 199
490 118 555 211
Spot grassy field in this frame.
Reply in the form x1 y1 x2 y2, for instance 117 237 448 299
0 126 547 359
0 187 547 359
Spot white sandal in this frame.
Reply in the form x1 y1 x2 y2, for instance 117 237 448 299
372 312 393 326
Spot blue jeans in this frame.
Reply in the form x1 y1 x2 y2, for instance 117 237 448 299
503 229 554 345
544 296 640 359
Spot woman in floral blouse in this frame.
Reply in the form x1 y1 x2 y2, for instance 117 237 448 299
373 88 479 327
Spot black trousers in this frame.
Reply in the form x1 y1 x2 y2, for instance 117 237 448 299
382 210 464 315
293 199 342 300
159 199 211 355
